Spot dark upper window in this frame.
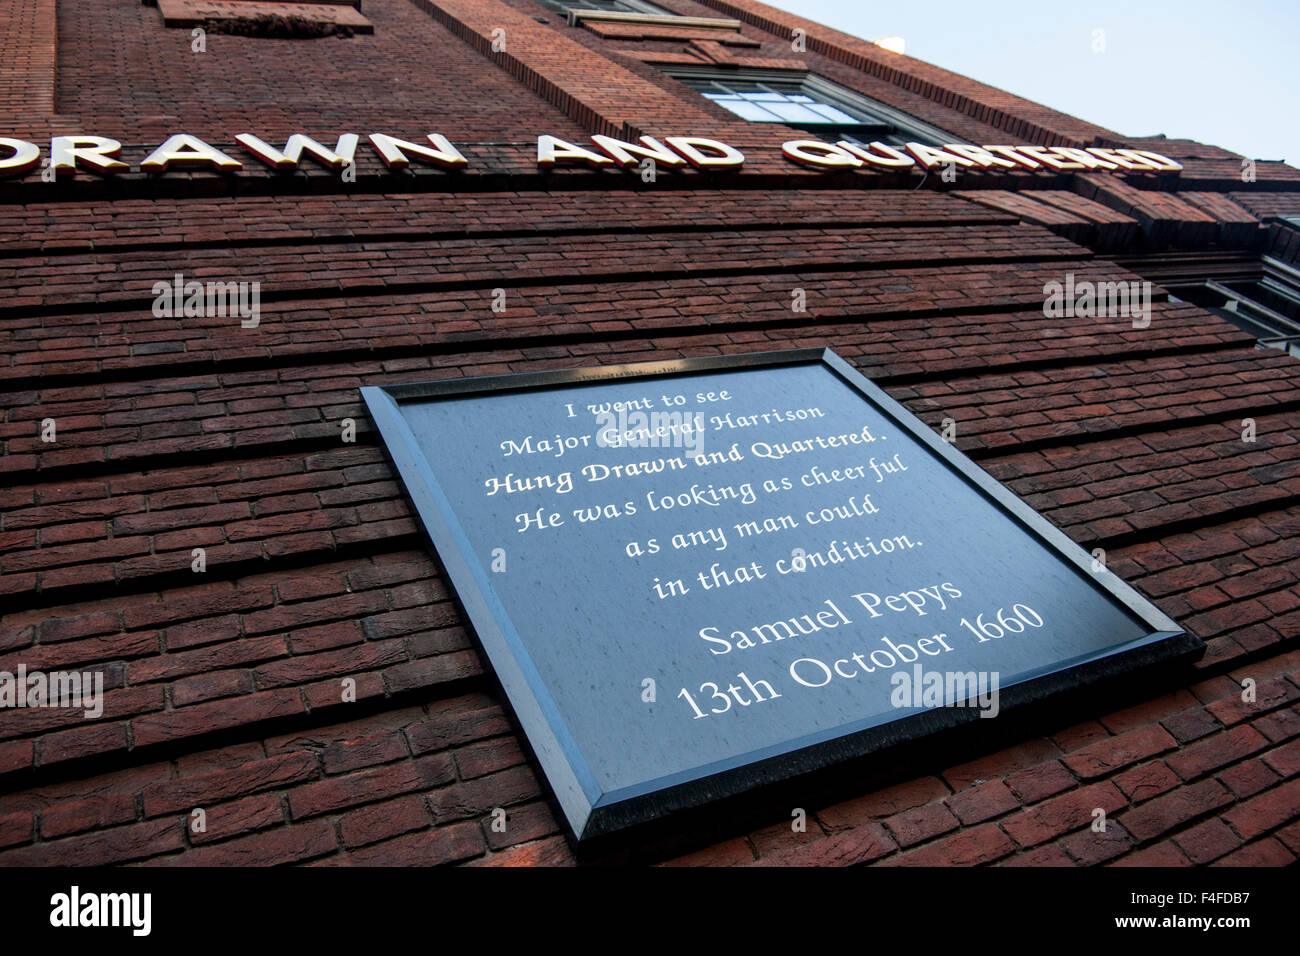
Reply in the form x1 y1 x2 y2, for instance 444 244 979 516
536 0 672 14
670 70 956 148
1176 255 1300 358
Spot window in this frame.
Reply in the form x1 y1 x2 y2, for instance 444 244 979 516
1177 256 1300 357
670 70 956 147
535 0 671 15
154 1 373 37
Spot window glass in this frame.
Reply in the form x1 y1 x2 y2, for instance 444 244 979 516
1174 256 1300 358
674 74 948 147
537 0 670 14
764 101 839 124
704 97 773 123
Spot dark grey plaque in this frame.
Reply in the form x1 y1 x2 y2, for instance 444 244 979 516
361 349 1199 840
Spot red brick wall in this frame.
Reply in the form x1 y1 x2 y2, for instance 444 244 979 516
0 0 57 125
44 0 590 146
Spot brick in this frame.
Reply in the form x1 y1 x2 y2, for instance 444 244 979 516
467 835 576 867
1261 736 1300 778
158 820 338 867
1276 820 1300 855
1005 760 1077 804
883 801 960 847
944 779 1020 824
381 650 483 692
321 731 409 774
1172 818 1243 864
40 794 137 839
661 838 755 867
454 737 525 780
1110 842 1191 867
189 793 285 845
1062 724 1177 779
1212 837 1294 867
36 722 130 767
132 689 304 747
339 795 430 848
171 669 254 708
1166 724 1269 780
1218 758 1280 799
1253 707 1300 744
426 766 541 823
1207 677 1299 725
1 818 183 866
1099 691 1198 735
404 701 511 755
287 620 363 654
1114 761 1181 803
1160 706 1223 743
484 801 558 851
253 640 406 688
343 821 483 866
943 739 1061 791
1221 778 1300 840
302 671 385 710
754 821 895 866
818 776 950 829
143 751 320 817
1001 782 1127 848
747 816 824 858
0 810 33 849
879 823 1015 866
1062 822 1133 865
0 739 33 775
1000 844 1075 866
1051 720 1111 752
1120 779 1233 842
288 754 455 819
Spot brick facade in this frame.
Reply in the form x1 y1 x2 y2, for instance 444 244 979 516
0 0 1297 866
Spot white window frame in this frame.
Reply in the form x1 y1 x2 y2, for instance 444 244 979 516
534 0 675 20
666 67 958 146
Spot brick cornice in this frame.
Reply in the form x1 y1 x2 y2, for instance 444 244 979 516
408 0 719 139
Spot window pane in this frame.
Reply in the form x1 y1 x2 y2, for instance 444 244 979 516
805 102 863 124
764 101 837 124
710 97 779 122
675 70 952 145
538 0 669 13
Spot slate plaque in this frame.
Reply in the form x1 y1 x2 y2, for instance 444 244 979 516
361 349 1200 840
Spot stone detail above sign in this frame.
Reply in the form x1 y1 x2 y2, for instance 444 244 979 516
156 0 374 35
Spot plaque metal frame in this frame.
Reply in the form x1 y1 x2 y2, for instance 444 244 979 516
361 348 1201 841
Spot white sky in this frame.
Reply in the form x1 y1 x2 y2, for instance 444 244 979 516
789 0 1299 168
